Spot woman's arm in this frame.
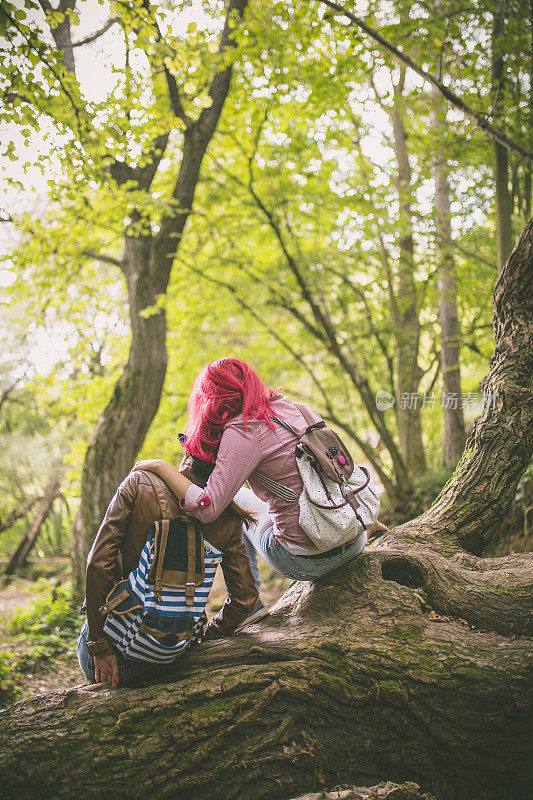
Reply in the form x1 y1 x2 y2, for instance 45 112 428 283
132 459 192 499
134 426 263 524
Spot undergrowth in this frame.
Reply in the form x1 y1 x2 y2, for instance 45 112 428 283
0 579 83 707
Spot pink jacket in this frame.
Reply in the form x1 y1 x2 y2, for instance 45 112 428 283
181 394 322 550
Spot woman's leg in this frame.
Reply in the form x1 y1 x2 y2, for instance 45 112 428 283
234 487 301 580
234 487 368 582
77 620 95 681
234 487 272 592
277 531 368 581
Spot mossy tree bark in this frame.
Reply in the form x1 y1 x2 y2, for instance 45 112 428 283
1 223 532 799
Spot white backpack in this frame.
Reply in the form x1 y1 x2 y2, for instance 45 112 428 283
252 403 380 552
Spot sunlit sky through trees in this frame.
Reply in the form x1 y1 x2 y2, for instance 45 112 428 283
0 0 459 381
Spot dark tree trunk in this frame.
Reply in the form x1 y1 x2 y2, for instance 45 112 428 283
1 222 532 800
70 236 168 593
5 472 60 574
71 0 250 596
430 86 466 467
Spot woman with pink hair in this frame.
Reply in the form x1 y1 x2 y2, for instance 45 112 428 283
135 357 384 631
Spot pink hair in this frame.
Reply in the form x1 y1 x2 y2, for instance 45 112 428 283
184 358 278 463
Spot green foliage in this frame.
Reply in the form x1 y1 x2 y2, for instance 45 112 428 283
6 580 83 655
380 466 455 524
0 650 20 707
0 579 83 707
0 0 529 538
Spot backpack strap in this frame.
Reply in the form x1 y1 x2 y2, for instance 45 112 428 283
292 402 327 433
153 519 169 600
269 414 304 438
249 403 324 502
269 408 325 438
249 469 299 502
185 519 198 606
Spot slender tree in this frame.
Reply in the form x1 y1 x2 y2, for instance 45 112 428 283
1 0 250 594
492 0 514 271
430 84 466 466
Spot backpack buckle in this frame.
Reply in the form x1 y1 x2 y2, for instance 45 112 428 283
185 581 196 606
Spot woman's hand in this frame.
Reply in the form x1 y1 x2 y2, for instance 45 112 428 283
133 459 165 471
368 519 388 534
132 459 192 500
367 519 389 540
94 650 119 685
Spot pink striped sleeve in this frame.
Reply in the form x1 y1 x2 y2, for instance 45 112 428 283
180 423 263 523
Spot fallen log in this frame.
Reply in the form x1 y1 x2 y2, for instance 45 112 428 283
5 472 61 574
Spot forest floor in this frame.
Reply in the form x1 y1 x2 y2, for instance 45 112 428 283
0 559 291 707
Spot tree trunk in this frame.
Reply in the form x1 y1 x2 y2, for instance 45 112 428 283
525 0 533 220
70 235 168 593
389 71 426 476
71 0 250 596
0 496 39 534
492 1 514 272
5 472 60 574
1 222 532 800
430 87 466 467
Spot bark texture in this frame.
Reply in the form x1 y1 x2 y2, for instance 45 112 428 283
491 0 514 272
1 224 532 800
388 69 426 476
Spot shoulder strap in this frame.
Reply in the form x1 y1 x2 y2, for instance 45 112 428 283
185 519 198 607
269 413 304 438
251 402 323 502
251 401 328 503
249 470 299 502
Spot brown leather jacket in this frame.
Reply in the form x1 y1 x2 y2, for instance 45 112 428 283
84 467 258 653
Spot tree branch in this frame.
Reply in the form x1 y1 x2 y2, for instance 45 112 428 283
0 496 40 534
164 67 194 129
72 18 118 48
83 251 124 269
317 0 533 163
154 0 250 275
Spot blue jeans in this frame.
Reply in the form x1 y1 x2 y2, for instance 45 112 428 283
77 620 171 685
235 487 367 588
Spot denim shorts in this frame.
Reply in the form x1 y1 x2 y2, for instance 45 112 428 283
263 529 368 581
